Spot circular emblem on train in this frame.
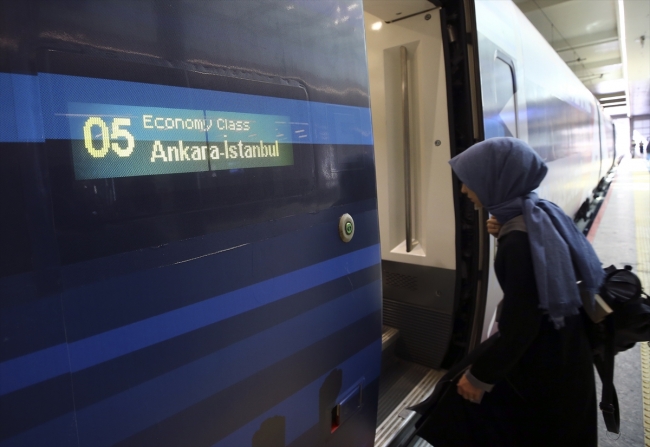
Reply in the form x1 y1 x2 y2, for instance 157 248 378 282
339 214 355 243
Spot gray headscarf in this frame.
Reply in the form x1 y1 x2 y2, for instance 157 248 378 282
449 137 603 328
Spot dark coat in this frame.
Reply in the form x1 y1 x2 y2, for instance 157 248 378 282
416 231 597 447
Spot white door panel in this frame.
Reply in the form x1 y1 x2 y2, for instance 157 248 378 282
365 10 455 270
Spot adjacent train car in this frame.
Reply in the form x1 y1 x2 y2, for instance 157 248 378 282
0 2 382 446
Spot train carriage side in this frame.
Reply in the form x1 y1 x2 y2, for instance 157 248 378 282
475 0 616 340
0 2 383 446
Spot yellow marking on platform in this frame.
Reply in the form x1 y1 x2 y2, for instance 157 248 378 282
642 343 650 446
632 160 650 446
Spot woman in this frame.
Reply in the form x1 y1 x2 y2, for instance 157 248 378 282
417 137 603 446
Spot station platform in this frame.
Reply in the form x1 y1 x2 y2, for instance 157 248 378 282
587 156 650 447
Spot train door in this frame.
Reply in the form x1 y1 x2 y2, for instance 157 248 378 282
493 55 519 138
481 51 519 140
477 41 521 341
363 3 459 443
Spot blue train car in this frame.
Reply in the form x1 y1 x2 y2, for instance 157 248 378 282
0 2 382 446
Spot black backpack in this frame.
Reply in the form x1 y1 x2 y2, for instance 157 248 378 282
582 265 650 434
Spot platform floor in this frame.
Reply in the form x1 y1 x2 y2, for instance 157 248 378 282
587 156 650 447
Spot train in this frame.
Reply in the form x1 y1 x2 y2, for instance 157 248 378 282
0 1 615 446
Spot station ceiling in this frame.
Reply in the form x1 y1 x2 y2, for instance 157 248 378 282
513 0 650 119
364 0 649 119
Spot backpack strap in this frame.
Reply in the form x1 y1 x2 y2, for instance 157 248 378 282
497 215 527 240
593 315 621 434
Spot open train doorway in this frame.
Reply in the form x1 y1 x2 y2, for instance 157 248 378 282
363 1 487 445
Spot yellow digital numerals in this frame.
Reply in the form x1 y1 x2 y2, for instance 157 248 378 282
83 117 135 158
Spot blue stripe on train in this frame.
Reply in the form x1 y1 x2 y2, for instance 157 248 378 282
214 340 381 447
60 208 380 344
1 281 380 447
0 74 44 142
58 199 378 292
0 72 373 145
0 244 379 396
0 203 379 364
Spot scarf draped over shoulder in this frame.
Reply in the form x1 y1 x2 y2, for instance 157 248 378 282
449 137 603 328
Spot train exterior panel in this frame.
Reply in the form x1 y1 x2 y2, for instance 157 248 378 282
0 2 382 446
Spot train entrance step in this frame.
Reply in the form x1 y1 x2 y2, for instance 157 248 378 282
375 325 444 447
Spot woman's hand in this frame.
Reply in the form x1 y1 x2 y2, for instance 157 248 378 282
457 373 483 403
486 217 501 237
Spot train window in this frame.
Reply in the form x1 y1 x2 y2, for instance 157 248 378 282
493 56 518 138
38 51 318 265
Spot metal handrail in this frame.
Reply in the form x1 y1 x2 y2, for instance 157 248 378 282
401 46 413 253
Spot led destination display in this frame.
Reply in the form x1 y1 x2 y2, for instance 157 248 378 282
68 103 294 180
